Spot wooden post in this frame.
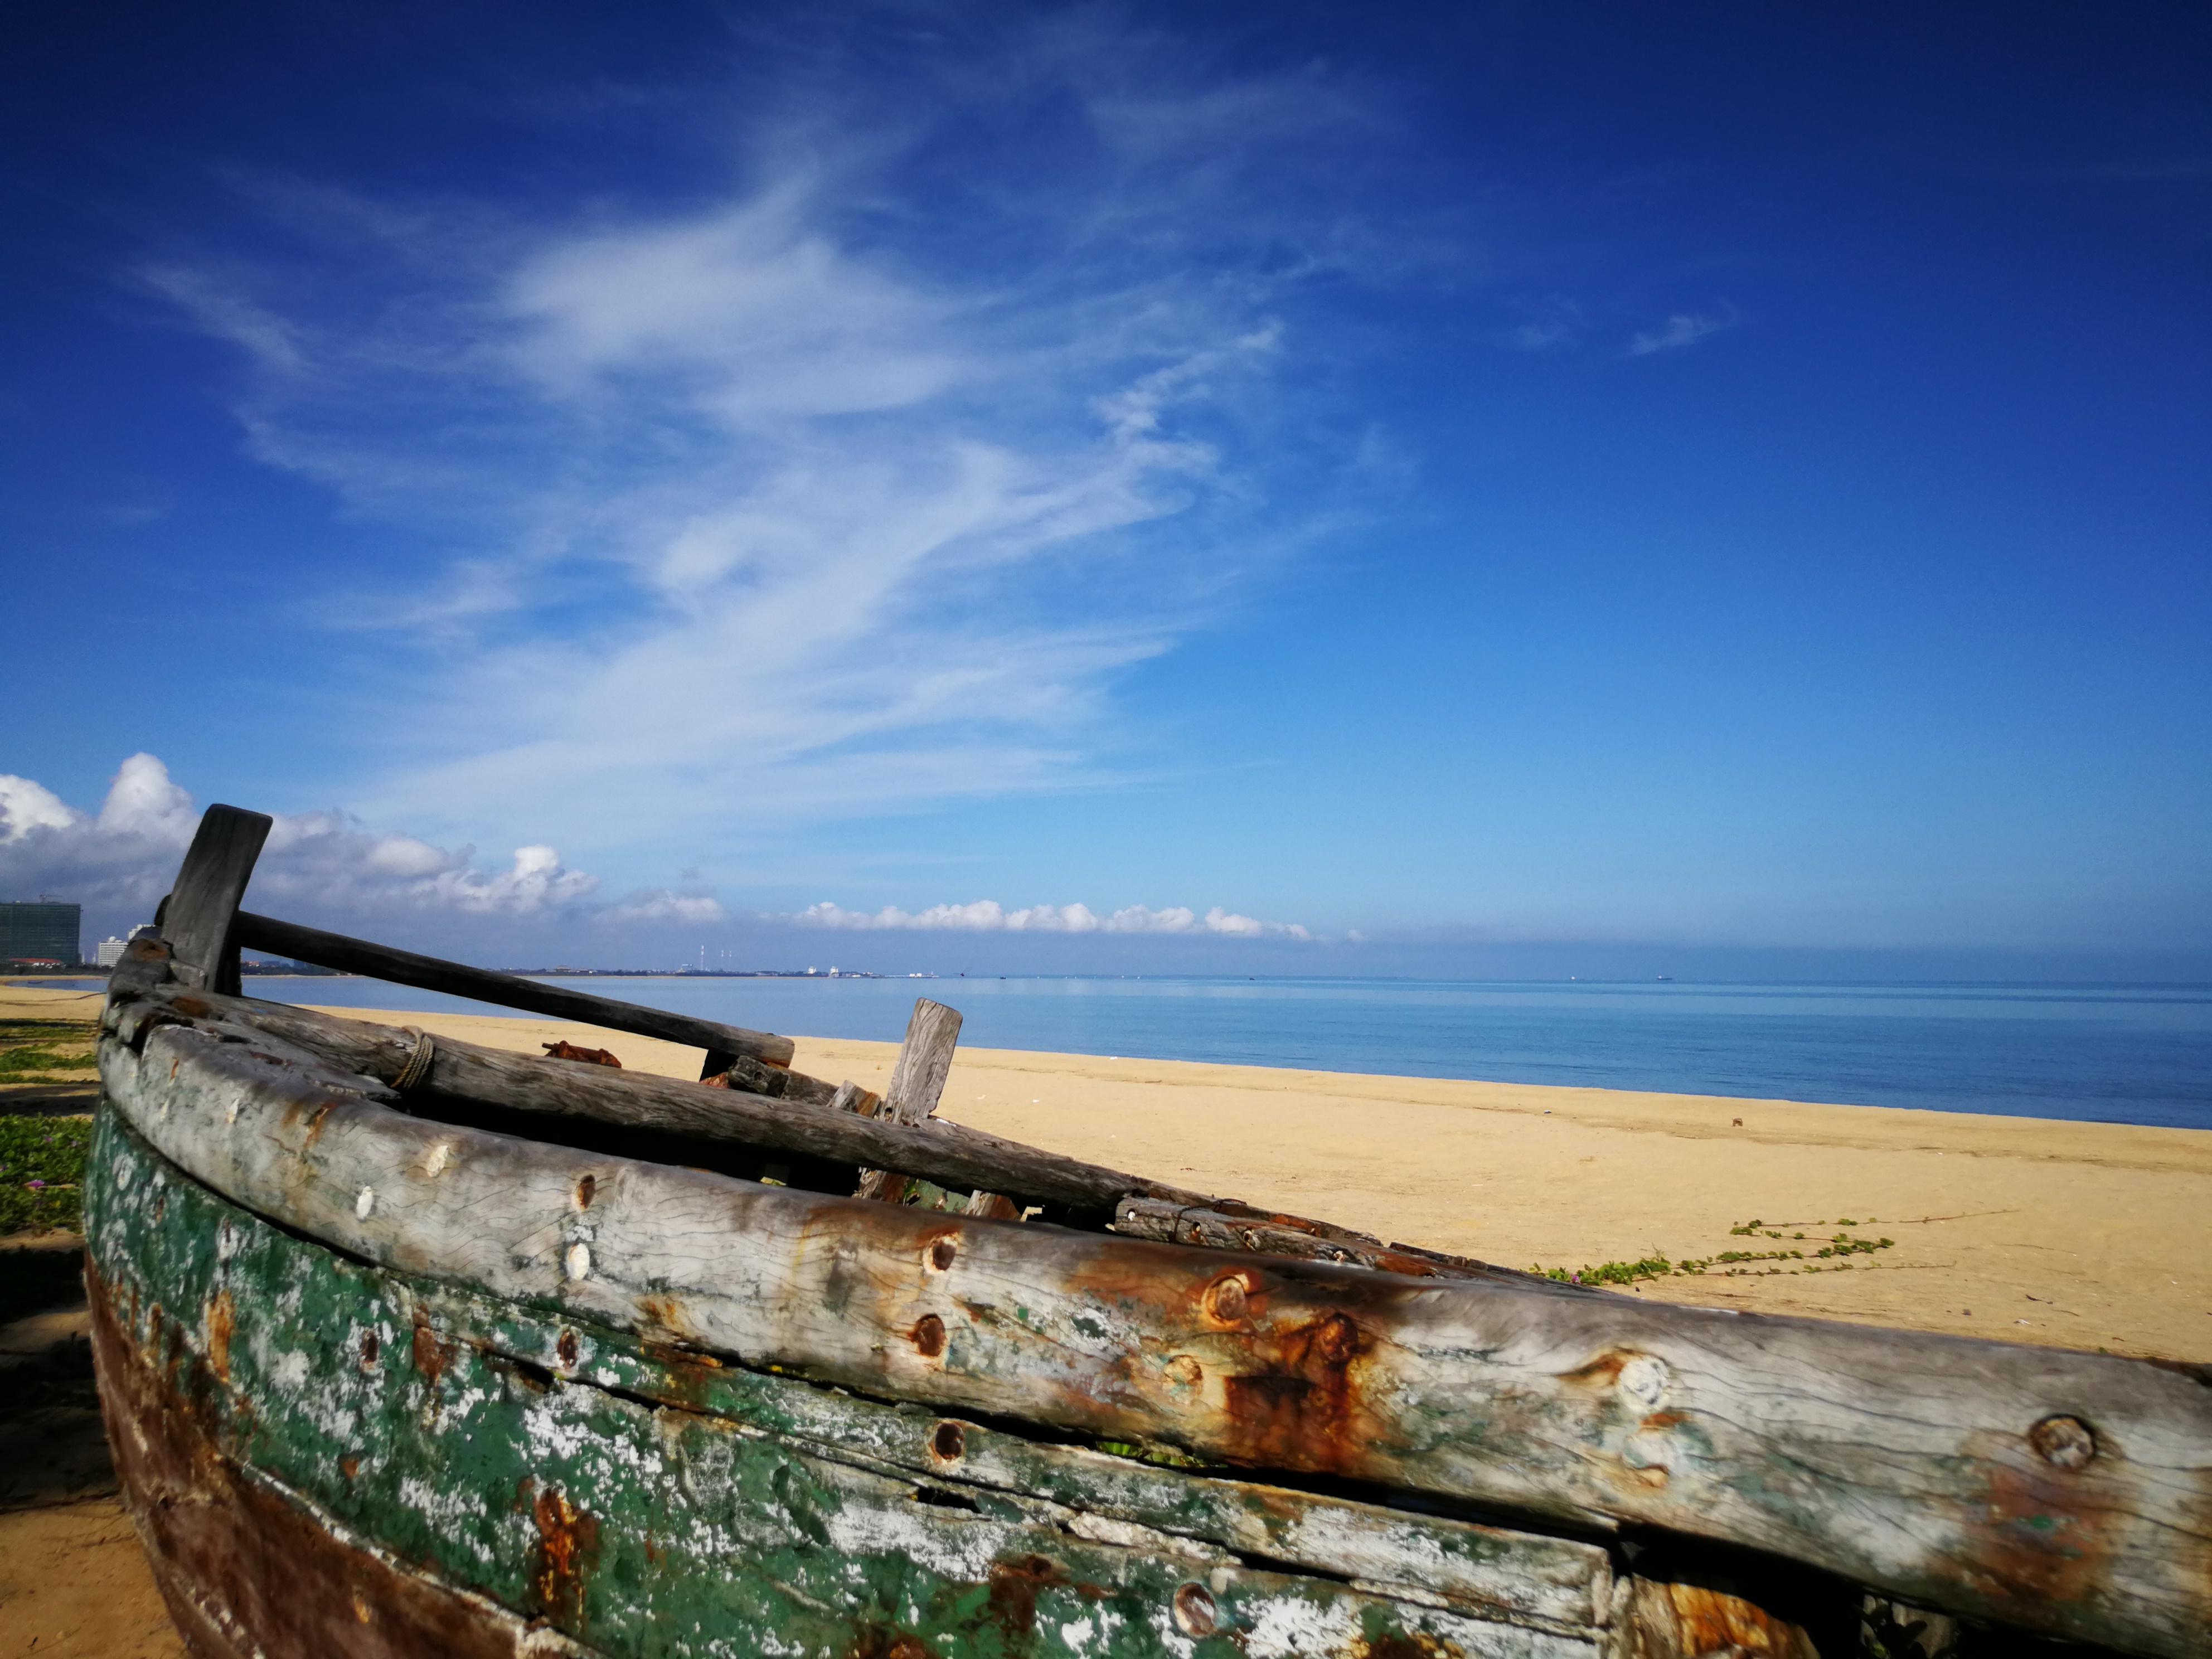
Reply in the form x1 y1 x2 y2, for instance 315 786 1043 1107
159 806 271 996
856 999 962 1203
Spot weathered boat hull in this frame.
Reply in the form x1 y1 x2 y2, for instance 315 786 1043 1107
83 800 2212 1658
88 1107 1639 1658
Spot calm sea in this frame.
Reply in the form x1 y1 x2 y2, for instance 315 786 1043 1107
163 974 2212 1131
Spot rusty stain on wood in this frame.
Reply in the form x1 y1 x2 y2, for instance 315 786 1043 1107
205 1287 234 1384
531 1485 601 1626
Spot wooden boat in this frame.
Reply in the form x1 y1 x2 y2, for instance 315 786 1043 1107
85 807 2208 1658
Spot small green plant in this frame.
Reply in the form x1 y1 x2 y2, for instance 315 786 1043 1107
1532 1223 1898 1287
1530 1253 1675 1287
0 1114 92 1233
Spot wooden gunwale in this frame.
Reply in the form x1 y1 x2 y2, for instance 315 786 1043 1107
94 965 2212 1657
87 1103 1629 1657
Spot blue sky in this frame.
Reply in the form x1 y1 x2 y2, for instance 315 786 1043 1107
3 2 2206 977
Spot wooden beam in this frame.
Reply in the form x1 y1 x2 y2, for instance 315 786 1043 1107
230 909 796 1068
94 1011 2212 1657
857 997 963 1202
159 805 271 996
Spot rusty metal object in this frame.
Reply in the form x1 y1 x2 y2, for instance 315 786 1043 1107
1625 1576 1823 1658
2031 1414 2098 1471
541 1041 623 1068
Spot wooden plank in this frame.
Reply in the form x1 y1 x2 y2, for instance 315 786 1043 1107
86 1111 1606 1658
230 909 795 1068
89 1277 604 1658
130 981 1205 1214
160 805 271 995
93 1008 2212 1656
857 997 964 1202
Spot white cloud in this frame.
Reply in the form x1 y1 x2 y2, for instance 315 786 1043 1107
0 774 82 842
96 751 200 841
1627 309 1738 356
0 756 607 921
143 26 1394 858
505 182 967 426
789 898 1309 939
599 890 726 925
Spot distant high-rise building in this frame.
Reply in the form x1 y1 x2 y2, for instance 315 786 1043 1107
1 901 82 967
95 936 133 967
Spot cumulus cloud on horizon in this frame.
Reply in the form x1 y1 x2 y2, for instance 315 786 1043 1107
0 755 717 926
789 899 1311 939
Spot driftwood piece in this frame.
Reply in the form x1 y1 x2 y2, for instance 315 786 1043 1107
159 804 271 996
130 982 1204 1214
230 908 795 1068
95 1007 2212 1656
1112 1196 1571 1292
857 997 963 1203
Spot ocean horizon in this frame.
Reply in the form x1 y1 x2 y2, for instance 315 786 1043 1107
74 972 2208 1133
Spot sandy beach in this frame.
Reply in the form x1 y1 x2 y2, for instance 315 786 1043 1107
265 993 2212 1362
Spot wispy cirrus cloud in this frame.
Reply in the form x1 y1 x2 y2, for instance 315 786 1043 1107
144 14 1406 866
1626 307 1739 356
790 899 1310 939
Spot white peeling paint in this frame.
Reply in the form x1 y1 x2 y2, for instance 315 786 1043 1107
1241 1592 1364 1659
356 1186 376 1220
565 1242 591 1280
399 1474 493 1528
